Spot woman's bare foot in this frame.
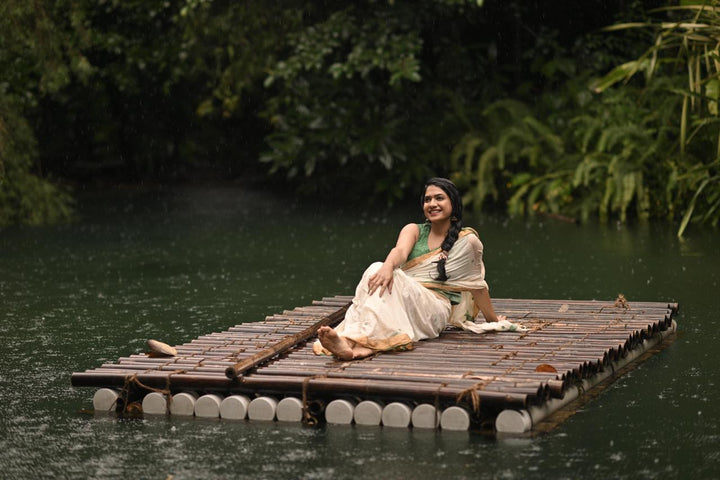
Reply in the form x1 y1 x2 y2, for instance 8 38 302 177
350 345 375 360
317 326 354 360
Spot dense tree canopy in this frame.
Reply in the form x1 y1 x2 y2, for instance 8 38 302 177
1 0 718 235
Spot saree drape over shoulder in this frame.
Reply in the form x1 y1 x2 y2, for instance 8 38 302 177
313 227 517 356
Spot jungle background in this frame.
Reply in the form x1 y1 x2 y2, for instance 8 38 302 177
1 0 718 236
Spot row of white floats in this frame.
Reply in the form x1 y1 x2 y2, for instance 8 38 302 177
90 323 678 434
92 388 473 430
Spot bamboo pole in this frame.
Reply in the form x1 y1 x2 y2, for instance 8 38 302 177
71 371 235 389
238 375 529 407
224 302 350 379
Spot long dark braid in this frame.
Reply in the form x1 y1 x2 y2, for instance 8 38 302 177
422 178 463 281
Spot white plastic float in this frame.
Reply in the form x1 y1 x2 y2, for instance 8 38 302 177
325 399 356 425
169 391 198 416
93 388 120 412
194 394 223 418
141 392 168 415
219 395 250 420
411 403 440 429
440 406 471 431
247 396 278 421
381 402 412 428
353 400 383 426
276 397 304 422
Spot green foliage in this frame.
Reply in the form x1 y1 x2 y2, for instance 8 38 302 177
4 0 714 236
180 1 298 119
592 1 720 235
264 9 422 88
0 97 74 227
450 99 570 213
0 0 76 226
258 4 437 200
676 160 720 236
566 86 667 223
450 76 683 225
448 1 720 235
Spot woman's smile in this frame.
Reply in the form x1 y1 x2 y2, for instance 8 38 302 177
423 185 452 222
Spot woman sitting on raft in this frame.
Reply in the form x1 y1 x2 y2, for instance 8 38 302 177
315 177 514 361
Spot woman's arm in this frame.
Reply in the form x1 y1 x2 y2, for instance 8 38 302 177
471 288 505 323
368 223 419 297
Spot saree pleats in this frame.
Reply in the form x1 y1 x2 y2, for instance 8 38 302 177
312 262 452 355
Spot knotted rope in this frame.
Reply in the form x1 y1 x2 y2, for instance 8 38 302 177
120 369 186 413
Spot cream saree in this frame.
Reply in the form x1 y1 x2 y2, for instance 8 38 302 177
313 228 518 356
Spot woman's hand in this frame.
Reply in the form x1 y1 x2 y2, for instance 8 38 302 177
472 288 505 323
484 314 508 323
368 263 395 297
367 223 418 297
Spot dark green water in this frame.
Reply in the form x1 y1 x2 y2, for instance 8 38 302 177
1 186 718 479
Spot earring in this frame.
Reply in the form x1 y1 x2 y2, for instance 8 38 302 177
450 216 458 222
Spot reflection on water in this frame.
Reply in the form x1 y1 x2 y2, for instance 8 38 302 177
1 185 718 479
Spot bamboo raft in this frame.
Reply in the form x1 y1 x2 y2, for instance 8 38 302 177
71 296 678 433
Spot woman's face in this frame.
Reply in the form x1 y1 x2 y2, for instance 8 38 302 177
423 185 453 223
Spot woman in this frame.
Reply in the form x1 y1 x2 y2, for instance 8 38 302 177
315 177 512 360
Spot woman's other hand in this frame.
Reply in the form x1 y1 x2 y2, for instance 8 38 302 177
368 263 395 297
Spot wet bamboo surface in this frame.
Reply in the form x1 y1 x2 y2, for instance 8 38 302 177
71 296 678 410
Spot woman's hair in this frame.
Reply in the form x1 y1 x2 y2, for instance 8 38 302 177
422 177 463 281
